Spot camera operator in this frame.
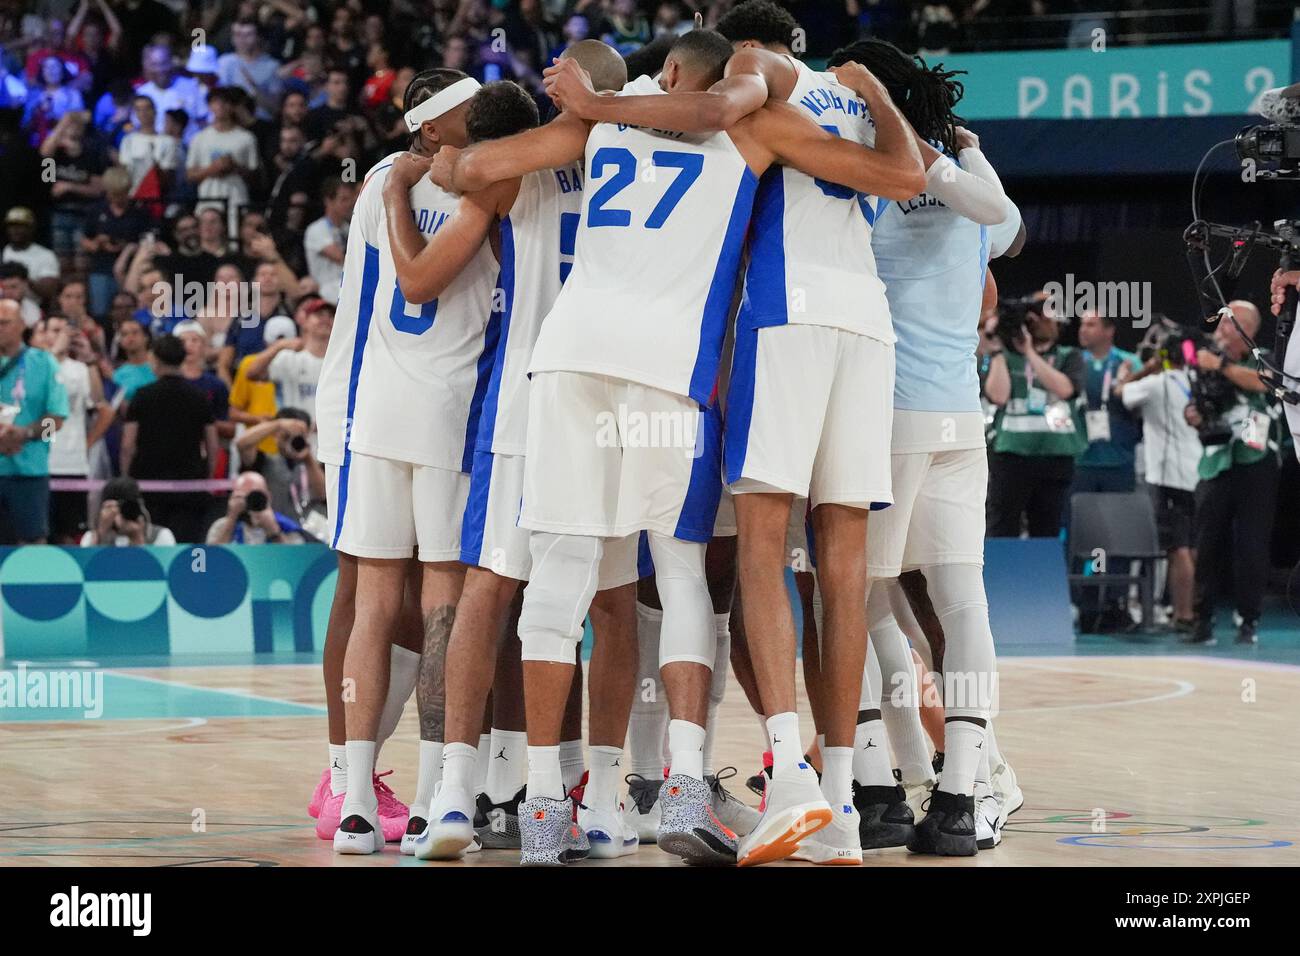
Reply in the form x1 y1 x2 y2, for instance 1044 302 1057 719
1116 323 1204 631
1182 300 1280 646
233 406 326 539
206 470 305 545
983 295 1087 537
80 476 176 546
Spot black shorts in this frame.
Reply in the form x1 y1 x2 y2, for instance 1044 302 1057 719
1148 482 1195 551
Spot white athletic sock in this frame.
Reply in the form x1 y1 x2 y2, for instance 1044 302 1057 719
484 728 527 803
767 712 803 775
628 603 668 777
853 718 895 788
757 713 772 753
473 732 491 796
586 745 624 813
702 612 730 778
814 732 825 759
559 738 585 793
375 645 419 764
441 740 477 794
328 743 347 796
527 745 564 801
667 719 706 780
939 720 986 797
341 740 377 819
411 740 444 816
821 746 853 810
870 604 934 785
976 727 992 786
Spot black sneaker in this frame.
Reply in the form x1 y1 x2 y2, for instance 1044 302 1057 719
908 789 977 856
745 763 771 798
931 752 945 777
853 781 915 849
474 786 524 849
1181 618 1216 646
1236 620 1259 645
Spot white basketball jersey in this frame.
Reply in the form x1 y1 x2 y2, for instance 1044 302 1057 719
477 164 584 456
528 75 758 405
740 58 893 343
316 152 499 472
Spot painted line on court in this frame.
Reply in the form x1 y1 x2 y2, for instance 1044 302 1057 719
997 660 1195 714
0 716 210 738
105 669 326 713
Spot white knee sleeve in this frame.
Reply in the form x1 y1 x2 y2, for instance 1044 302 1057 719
518 532 602 664
923 563 996 721
887 580 933 672
647 533 715 668
867 579 915 712
627 602 668 777
860 634 882 711
709 614 730 706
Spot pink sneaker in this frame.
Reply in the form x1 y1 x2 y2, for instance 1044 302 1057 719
315 790 344 840
374 770 409 843
308 768 330 819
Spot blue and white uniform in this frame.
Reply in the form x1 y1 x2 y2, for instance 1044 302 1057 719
459 165 638 584
317 152 498 561
724 58 896 510
866 149 1022 576
521 75 756 543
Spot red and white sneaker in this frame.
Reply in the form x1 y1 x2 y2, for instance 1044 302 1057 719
374 770 409 843
308 768 330 819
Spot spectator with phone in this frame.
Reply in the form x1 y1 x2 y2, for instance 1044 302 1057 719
80 475 176 546
206 469 305 544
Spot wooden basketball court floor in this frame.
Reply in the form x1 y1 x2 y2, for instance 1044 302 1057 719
1 650 1296 867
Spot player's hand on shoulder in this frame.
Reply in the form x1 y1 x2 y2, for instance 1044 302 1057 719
387 151 433 191
954 126 980 151
828 61 886 100
429 145 463 193
543 57 596 118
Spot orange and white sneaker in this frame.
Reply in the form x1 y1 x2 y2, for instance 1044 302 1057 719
737 763 832 867
790 801 862 865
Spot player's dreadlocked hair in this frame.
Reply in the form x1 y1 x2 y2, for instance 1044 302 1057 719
828 39 966 157
403 68 469 148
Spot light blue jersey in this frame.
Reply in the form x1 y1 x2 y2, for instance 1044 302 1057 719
872 167 1021 422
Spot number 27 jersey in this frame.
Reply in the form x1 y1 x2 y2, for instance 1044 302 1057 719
528 75 758 406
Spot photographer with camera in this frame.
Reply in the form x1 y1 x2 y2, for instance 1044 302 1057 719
1181 300 1280 645
233 406 326 539
982 294 1087 537
206 469 305 545
1116 320 1204 631
80 476 176 546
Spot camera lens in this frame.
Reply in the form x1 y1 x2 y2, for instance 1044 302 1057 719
245 490 269 512
118 498 141 522
290 435 308 452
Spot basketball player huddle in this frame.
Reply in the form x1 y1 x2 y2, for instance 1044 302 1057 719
305 0 1027 867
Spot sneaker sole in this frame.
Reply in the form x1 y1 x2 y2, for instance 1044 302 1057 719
586 830 640 859
475 829 521 850
657 829 737 867
413 822 474 861
333 830 383 854
908 829 977 856
790 842 863 865
738 806 833 867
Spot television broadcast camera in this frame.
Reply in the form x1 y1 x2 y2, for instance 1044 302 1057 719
1136 319 1237 445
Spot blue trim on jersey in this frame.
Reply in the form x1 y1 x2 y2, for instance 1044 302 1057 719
331 242 381 549
475 216 515 454
688 168 760 405
637 531 653 579
672 400 724 542
723 320 759 485
978 223 990 284
459 449 494 567
462 281 504 473
738 167 788 331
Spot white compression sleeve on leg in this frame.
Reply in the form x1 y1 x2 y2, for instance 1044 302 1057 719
518 532 603 665
627 602 668 777
647 533 714 668
888 580 932 673
868 579 935 785
923 563 996 722
703 612 730 777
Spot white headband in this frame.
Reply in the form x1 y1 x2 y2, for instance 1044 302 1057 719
404 77 481 132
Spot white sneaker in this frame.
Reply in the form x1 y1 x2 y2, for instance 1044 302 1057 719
901 777 934 819
622 774 662 844
790 801 862 865
413 783 475 860
579 804 639 859
974 783 1001 849
333 807 384 855
706 769 760 837
400 806 427 856
737 764 832 867
990 759 1023 819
